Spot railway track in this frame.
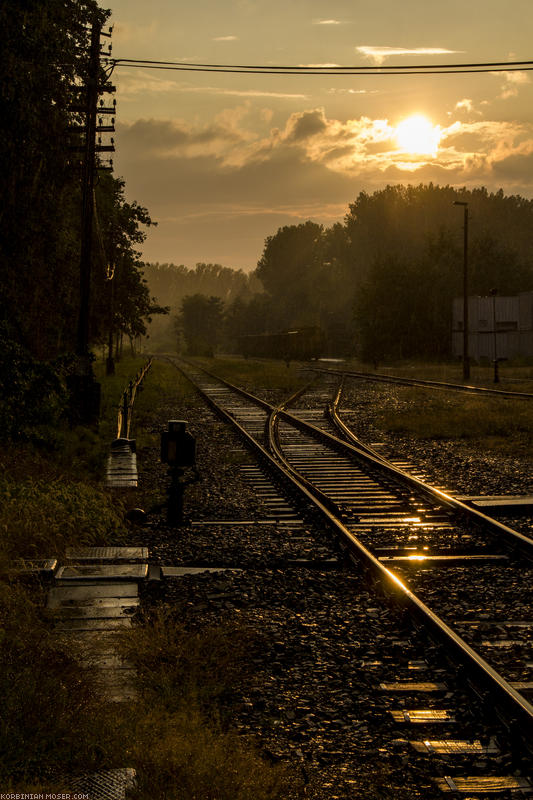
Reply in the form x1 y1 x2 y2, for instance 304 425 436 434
168 357 533 796
305 365 533 400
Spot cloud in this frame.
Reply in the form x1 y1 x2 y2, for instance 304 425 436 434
313 19 342 25
213 35 238 41
116 71 307 101
115 107 533 267
298 63 341 68
118 106 533 183
182 87 308 99
497 70 530 100
113 21 159 45
357 46 461 65
283 109 328 141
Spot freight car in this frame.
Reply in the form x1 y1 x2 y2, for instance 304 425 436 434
238 326 325 363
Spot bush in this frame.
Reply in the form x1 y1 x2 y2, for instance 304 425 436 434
0 327 68 442
0 473 128 562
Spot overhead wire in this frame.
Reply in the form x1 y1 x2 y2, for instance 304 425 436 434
102 56 533 76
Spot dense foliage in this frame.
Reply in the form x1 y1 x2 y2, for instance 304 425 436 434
0 0 165 437
149 183 533 362
142 262 260 348
242 184 533 361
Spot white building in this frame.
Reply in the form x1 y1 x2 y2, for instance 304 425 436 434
452 291 533 361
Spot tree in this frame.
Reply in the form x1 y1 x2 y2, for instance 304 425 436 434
0 0 108 358
348 184 533 362
178 295 225 356
91 174 168 359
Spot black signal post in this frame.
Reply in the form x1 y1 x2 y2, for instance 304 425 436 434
454 200 470 381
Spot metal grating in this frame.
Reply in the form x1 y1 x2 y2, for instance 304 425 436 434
435 775 532 794
70 768 136 800
411 739 499 755
380 682 447 692
390 709 455 723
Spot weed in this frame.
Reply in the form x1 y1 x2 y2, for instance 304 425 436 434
119 607 303 799
129 707 299 800
192 356 309 395
0 582 130 788
375 387 533 455
0 473 128 563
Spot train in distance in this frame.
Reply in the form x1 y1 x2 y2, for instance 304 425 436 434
238 326 325 363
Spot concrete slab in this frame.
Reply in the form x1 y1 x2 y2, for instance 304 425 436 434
459 494 533 516
411 740 499 755
434 776 532 794
380 682 447 692
379 554 508 566
47 583 139 607
48 596 140 610
390 709 455 723
65 546 149 562
56 564 149 581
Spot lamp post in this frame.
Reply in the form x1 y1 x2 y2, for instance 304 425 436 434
489 287 499 383
454 201 470 381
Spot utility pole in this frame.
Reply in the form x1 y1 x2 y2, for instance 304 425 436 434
68 18 115 422
77 19 101 363
454 201 470 381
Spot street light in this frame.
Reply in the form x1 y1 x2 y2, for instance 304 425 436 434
454 201 469 381
489 287 499 383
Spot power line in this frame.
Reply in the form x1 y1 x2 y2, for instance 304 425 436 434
104 56 533 76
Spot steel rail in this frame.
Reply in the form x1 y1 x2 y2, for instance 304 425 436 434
172 356 533 743
178 357 533 556
306 365 533 399
279 404 533 558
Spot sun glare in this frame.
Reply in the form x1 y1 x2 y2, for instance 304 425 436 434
395 114 442 156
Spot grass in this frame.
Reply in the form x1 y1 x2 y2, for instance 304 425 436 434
0 581 130 790
350 357 533 391
0 356 147 789
192 356 310 395
374 385 533 455
1 354 301 796
116 606 302 800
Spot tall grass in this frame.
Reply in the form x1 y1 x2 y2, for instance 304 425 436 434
0 582 130 789
192 356 309 395
119 606 302 800
375 387 533 454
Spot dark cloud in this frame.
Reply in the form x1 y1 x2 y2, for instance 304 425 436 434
114 120 362 268
114 113 533 269
491 151 533 183
284 109 328 142
118 118 244 155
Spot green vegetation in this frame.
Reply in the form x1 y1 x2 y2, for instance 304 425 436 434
144 262 261 350
146 184 533 363
120 607 301 800
0 583 127 790
374 385 533 455
179 294 226 356
0 474 127 564
1 0 166 431
193 356 311 395
0 354 299 796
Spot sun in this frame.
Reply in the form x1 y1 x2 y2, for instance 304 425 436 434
395 114 442 156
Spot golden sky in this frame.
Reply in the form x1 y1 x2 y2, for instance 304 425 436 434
106 0 533 270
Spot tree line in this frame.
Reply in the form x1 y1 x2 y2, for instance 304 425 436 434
1 0 165 437
162 184 533 362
